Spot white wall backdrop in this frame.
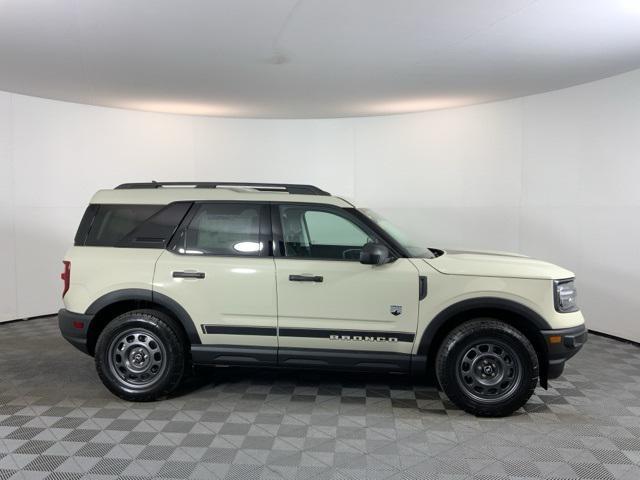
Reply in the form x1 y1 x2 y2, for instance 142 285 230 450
1 69 639 342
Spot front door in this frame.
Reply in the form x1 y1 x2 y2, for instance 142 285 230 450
153 202 278 364
273 203 420 371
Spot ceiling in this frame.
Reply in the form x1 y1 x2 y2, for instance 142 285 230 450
1 0 640 118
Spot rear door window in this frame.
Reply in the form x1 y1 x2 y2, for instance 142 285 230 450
172 203 268 256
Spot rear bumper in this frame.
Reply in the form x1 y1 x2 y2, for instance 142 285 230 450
541 324 588 380
58 308 94 355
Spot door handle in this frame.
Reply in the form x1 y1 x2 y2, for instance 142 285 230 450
173 271 205 279
289 274 323 283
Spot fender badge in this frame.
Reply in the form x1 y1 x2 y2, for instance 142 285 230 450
390 305 402 316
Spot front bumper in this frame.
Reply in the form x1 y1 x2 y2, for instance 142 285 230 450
58 308 94 355
541 324 588 380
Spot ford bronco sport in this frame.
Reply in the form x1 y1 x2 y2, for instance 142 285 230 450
58 182 587 417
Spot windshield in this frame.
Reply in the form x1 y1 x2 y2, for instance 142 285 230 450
359 208 434 258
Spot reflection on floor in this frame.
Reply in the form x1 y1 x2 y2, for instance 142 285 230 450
0 316 639 479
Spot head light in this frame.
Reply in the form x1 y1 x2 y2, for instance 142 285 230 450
554 279 578 313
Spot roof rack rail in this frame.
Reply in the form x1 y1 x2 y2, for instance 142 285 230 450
115 181 331 196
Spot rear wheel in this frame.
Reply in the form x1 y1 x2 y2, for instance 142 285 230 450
435 319 538 417
95 310 186 401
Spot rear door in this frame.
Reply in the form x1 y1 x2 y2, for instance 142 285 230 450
153 202 278 364
272 203 420 371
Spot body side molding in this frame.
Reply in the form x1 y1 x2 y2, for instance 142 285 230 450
278 327 415 343
190 345 411 372
198 325 415 342
191 345 277 365
278 347 411 372
201 325 277 336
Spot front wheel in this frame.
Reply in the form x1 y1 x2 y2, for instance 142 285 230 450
95 310 186 401
435 319 538 417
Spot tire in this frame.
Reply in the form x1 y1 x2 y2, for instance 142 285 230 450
95 310 186 402
435 319 538 417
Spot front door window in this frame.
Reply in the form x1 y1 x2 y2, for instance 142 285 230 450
278 205 375 260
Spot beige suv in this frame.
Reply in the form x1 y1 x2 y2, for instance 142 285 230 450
58 182 587 416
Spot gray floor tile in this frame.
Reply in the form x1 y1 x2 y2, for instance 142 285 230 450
0 317 639 480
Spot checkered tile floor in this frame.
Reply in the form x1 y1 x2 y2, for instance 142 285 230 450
1 317 639 479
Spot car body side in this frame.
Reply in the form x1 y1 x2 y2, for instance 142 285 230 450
59 188 586 389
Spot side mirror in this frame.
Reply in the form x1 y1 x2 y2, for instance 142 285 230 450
360 242 391 265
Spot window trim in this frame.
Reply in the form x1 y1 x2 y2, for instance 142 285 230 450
271 202 403 262
167 201 272 258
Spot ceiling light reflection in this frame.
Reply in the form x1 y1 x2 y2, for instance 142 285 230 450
363 97 477 115
121 100 242 117
231 268 257 274
178 248 204 255
233 241 263 253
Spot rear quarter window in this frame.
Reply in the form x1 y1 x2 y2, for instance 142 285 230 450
78 204 163 246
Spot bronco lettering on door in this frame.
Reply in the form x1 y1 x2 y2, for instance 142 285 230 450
329 334 399 342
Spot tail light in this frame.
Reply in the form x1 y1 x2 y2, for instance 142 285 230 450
61 261 71 297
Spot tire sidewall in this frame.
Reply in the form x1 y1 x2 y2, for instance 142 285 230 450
436 319 538 417
95 311 185 401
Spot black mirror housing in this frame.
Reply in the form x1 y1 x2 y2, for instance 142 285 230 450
360 242 390 265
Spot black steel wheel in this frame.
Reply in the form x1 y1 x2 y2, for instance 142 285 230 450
95 310 186 401
436 319 538 417
107 328 167 389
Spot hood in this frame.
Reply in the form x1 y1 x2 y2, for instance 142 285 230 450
425 248 574 280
